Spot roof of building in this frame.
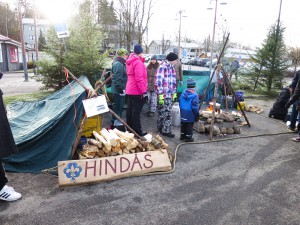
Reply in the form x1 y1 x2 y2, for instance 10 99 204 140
0 34 32 50
22 18 50 26
149 40 201 49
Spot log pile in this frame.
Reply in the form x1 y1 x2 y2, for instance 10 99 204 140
78 128 172 161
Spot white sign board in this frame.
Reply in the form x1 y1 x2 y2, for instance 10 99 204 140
54 23 69 38
58 150 172 186
82 95 109 118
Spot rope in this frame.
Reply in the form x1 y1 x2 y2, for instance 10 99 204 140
41 130 294 178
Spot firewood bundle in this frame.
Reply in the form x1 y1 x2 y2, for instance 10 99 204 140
78 128 172 161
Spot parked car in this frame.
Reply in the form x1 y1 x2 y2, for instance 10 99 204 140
181 56 192 64
156 54 166 62
205 58 230 68
189 57 201 66
197 58 210 67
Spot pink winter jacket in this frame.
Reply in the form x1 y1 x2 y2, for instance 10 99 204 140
125 53 147 95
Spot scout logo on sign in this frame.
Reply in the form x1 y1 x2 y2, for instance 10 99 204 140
63 162 83 182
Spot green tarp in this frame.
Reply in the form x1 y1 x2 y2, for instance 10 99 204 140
3 76 92 173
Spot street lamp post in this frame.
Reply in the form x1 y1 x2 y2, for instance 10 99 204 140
18 0 28 81
176 10 187 59
207 0 227 71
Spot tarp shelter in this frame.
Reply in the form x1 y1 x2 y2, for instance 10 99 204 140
3 76 92 173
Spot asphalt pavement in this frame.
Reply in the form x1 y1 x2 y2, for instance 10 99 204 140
1 72 300 225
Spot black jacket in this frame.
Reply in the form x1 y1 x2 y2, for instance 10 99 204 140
0 89 18 158
270 87 291 115
290 70 300 90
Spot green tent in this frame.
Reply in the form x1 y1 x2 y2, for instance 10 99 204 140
3 76 92 173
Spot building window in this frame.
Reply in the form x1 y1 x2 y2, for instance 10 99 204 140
29 26 34 31
10 47 18 63
29 35 35 40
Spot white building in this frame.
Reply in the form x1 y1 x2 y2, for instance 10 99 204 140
224 48 257 61
148 40 202 58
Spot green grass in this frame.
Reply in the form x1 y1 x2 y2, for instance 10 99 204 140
4 91 54 105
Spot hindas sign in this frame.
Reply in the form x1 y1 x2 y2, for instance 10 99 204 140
58 150 172 186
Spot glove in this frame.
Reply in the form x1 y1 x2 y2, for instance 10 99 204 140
143 93 148 102
119 90 126 96
116 86 123 94
158 94 164 104
194 114 200 122
285 102 291 109
172 93 177 102
179 80 183 87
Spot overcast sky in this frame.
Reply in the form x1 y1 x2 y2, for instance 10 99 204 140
149 0 300 49
4 0 299 49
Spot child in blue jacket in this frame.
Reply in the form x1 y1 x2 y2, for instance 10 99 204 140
179 78 200 142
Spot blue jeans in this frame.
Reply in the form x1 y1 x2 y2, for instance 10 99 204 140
290 100 299 129
112 94 125 122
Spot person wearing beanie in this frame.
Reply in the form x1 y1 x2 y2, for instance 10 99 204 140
146 55 159 117
150 55 157 61
111 48 129 131
125 44 148 136
179 77 199 142
155 52 178 138
172 49 183 89
0 75 22 201
133 44 143 55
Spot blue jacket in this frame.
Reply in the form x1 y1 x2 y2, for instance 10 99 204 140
179 88 199 122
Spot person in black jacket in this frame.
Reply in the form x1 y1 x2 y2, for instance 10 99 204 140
285 78 300 142
0 76 22 201
287 70 300 131
269 86 292 120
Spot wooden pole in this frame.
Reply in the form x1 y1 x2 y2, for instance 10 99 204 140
63 67 148 155
219 64 251 127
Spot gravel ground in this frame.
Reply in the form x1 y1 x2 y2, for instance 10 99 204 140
0 72 45 96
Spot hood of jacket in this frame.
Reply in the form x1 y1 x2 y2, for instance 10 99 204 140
126 53 145 66
181 88 196 100
147 61 159 70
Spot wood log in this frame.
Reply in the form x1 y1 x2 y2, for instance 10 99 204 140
100 128 117 146
93 131 111 152
108 129 121 144
113 128 134 141
88 138 102 148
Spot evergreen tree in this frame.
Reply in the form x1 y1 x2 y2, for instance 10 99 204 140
38 0 108 90
38 29 46 51
64 0 107 81
249 22 287 92
97 0 118 50
38 26 67 90
0 2 19 40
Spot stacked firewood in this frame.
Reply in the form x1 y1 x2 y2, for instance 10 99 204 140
78 128 172 161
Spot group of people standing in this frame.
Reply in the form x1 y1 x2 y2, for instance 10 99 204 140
110 44 199 142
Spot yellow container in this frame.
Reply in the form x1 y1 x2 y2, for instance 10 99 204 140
82 115 103 137
237 102 245 111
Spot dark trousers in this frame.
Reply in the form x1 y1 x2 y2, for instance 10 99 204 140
0 161 8 190
181 122 194 139
126 95 145 135
112 94 125 122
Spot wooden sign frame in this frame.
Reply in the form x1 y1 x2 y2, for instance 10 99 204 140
58 150 172 187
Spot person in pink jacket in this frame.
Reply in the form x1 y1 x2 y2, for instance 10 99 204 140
125 44 148 136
